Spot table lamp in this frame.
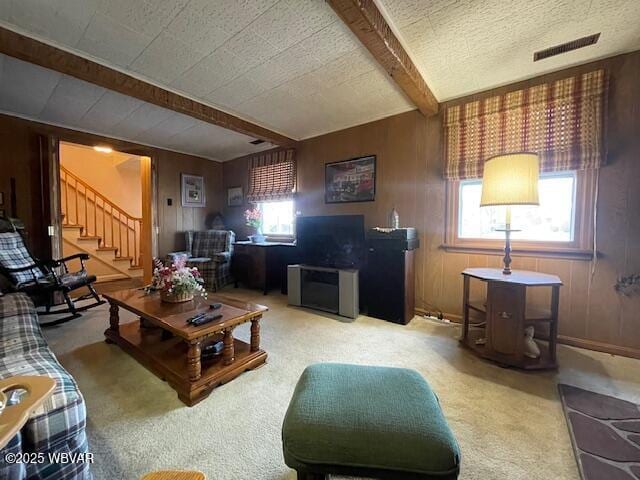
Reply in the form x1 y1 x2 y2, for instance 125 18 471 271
480 153 540 275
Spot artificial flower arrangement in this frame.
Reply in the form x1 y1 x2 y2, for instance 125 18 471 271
152 257 207 303
244 207 263 231
244 206 265 243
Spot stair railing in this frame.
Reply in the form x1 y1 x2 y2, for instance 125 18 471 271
60 166 142 267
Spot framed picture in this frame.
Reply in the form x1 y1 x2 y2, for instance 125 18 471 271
325 155 376 203
181 174 206 207
227 186 244 207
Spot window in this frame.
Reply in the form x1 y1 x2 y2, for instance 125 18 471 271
444 169 596 258
458 172 576 242
442 70 604 259
259 200 294 237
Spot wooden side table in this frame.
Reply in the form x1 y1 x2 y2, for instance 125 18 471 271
460 268 562 370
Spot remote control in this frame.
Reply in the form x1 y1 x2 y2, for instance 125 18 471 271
209 303 222 310
191 313 223 327
202 341 223 355
186 312 206 324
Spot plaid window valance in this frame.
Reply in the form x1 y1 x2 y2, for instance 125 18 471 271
444 69 607 180
247 148 296 202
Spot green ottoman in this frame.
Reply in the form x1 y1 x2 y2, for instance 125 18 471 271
282 363 460 480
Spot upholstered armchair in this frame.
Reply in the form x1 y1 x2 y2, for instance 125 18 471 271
167 230 235 292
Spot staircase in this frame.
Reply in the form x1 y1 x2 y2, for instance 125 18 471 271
60 166 143 281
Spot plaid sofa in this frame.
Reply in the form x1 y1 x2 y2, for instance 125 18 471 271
0 293 91 480
166 230 235 292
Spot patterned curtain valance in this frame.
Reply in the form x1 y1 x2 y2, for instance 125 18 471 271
444 69 607 180
246 148 296 202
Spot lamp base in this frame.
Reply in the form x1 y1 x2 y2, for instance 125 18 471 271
494 227 521 275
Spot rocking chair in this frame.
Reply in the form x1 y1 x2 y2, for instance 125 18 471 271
0 217 104 326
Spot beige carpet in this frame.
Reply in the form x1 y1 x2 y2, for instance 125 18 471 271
43 287 640 480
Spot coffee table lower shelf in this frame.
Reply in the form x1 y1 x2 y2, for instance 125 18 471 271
105 321 267 406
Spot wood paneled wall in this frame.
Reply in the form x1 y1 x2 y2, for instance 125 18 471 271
222 51 640 358
0 115 52 259
429 52 640 358
156 150 223 256
0 113 223 260
222 153 252 240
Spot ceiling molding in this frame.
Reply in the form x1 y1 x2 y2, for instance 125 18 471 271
327 0 439 116
0 26 297 147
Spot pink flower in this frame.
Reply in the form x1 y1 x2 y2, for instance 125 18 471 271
244 207 263 229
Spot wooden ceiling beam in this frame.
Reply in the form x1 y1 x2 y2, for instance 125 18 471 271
0 26 296 146
327 0 439 116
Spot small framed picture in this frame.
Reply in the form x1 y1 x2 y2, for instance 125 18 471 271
181 174 206 208
227 186 243 207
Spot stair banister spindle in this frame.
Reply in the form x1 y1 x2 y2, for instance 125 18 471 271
83 184 87 235
118 211 122 260
110 205 114 251
126 217 130 259
93 191 97 239
134 221 137 267
74 177 78 225
64 173 69 225
102 197 106 246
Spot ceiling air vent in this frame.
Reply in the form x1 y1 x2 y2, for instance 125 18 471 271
533 33 600 61
250 139 265 145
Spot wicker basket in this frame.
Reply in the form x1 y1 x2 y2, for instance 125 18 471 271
160 290 194 303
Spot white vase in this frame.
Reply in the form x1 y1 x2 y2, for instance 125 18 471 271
250 226 265 243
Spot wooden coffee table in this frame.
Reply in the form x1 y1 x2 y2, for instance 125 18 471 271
103 289 268 406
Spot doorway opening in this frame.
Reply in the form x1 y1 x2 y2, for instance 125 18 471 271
58 141 146 285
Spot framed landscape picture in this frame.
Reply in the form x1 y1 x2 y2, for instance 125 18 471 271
227 186 243 207
181 174 206 207
325 155 376 203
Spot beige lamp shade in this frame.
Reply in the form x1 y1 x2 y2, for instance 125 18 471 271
480 153 540 207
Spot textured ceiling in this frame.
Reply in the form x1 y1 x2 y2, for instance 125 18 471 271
0 54 274 161
0 0 413 144
378 0 640 100
0 0 638 160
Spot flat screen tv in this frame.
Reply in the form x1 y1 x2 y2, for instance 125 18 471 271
296 215 365 269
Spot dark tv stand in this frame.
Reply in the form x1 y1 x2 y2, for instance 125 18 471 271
287 265 359 318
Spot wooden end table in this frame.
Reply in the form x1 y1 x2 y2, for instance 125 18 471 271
103 289 268 406
461 268 562 370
